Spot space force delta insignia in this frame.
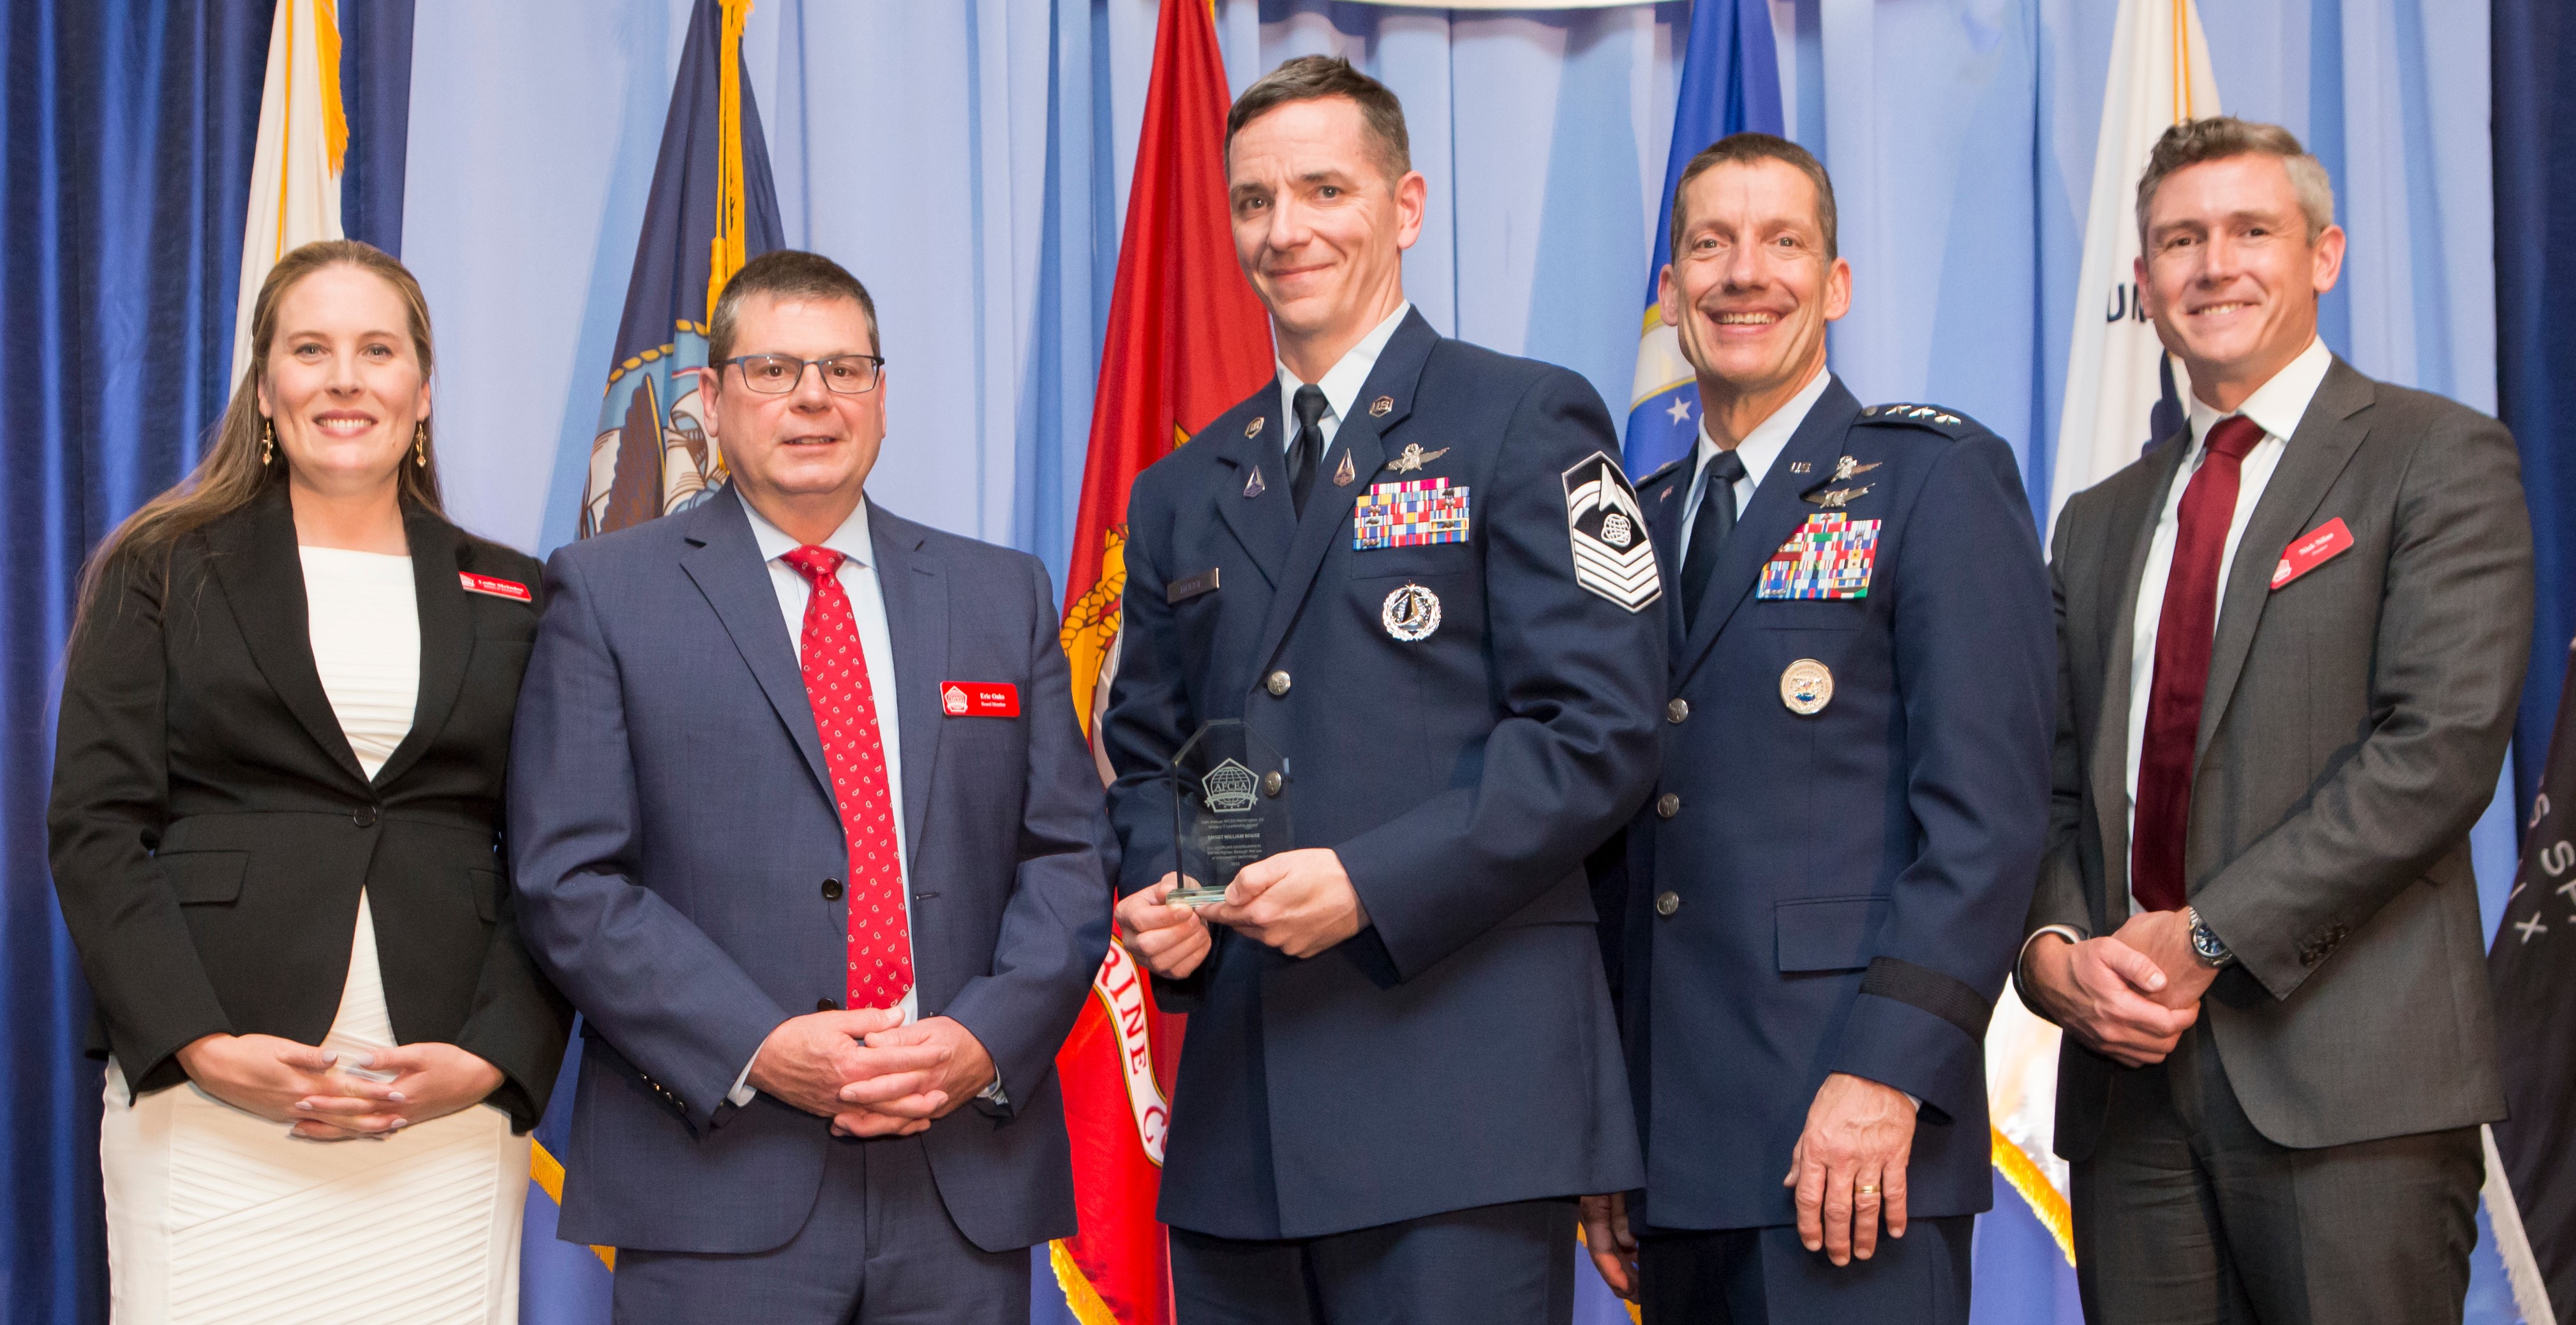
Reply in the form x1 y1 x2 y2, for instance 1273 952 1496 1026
1355 477 1471 550
1759 513 1880 599
1562 452 1660 611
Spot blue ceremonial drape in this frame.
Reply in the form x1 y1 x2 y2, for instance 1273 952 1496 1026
2494 0 2576 816
0 1 419 1318
0 5 269 1322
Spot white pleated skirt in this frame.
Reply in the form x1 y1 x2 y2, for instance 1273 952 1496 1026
99 892 527 1325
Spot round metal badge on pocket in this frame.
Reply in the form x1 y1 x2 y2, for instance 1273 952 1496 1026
1780 658 1833 715
1381 583 1441 642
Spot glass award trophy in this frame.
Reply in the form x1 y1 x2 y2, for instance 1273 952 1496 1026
1166 719 1290 908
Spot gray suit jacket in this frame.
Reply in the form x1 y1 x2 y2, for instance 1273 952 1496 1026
2026 356 2532 1160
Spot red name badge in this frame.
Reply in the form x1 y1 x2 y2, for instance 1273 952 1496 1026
459 572 532 602
2270 518 2354 590
939 682 1020 717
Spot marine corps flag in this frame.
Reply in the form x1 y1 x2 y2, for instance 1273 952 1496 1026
1051 0 1270 1320
577 0 783 539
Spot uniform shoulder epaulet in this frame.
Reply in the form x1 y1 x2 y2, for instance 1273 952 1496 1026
1856 403 1983 438
1636 455 1690 489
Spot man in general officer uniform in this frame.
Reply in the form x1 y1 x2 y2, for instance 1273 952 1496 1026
1107 56 1664 1325
1579 133 2053 1324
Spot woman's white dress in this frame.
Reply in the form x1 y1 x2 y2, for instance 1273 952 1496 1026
99 546 528 1325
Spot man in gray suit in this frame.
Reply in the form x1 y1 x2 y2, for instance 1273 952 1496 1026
2018 117 2533 1324
510 250 1110 1322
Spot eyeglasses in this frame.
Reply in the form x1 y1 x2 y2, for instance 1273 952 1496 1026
717 353 886 395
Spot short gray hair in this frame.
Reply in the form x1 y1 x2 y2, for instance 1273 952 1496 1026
2135 117 2336 249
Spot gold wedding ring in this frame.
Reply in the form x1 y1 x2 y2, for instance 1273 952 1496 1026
1856 1184 1879 1195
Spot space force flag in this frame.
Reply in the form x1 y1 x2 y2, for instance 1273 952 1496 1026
1052 0 1271 1320
1623 0 1782 477
577 0 783 539
2488 640 2576 1325
2045 0 2217 528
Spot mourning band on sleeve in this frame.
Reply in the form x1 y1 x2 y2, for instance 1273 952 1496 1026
1861 956 1992 1041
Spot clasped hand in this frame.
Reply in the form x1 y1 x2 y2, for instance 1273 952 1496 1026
1113 850 1369 978
176 1032 502 1141
2023 910 2209 1068
747 1008 994 1138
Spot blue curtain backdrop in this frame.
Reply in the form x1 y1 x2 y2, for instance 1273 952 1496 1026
0 4 269 1322
2494 0 2576 818
0 3 2555 1324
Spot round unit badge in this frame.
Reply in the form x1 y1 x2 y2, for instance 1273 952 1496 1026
1381 583 1441 642
1780 658 1833 715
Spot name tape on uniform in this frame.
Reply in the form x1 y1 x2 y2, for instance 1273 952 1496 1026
1354 477 1471 550
1757 514 1880 601
939 682 1020 717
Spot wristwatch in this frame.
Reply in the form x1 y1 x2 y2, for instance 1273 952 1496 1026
2186 906 2235 969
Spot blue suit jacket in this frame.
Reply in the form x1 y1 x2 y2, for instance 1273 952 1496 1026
1605 379 2053 1231
507 485 1112 1255
1104 311 1658 1239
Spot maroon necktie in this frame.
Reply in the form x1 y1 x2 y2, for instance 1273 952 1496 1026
780 546 913 1012
2131 414 2265 913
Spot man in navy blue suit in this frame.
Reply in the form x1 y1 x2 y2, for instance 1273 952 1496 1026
1580 135 2053 1324
1106 56 1664 1325
508 250 1110 1323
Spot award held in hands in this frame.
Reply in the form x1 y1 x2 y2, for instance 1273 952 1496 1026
1167 719 1290 908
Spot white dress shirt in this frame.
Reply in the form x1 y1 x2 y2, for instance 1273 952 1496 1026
2118 336 2330 910
1275 302 1412 455
1679 366 1834 551
730 496 922 1107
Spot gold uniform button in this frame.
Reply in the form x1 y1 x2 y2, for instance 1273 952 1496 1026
1666 698 1689 724
1655 892 1681 917
1266 670 1292 697
1656 793 1681 819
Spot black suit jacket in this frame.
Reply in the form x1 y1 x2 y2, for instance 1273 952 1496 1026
48 482 570 1130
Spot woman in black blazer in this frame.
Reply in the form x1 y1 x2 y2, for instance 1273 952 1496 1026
49 240 567 1323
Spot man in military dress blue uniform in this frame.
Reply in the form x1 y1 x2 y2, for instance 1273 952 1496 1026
1107 56 1665 1325
1580 133 2053 1324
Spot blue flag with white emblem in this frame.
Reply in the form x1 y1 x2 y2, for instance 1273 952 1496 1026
1624 0 1783 477
573 0 784 541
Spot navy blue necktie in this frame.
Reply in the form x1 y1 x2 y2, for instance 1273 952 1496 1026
1680 449 1746 631
1288 385 1329 518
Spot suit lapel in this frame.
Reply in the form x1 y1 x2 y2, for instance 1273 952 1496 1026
2194 358 2374 762
1247 311 1429 676
2088 434 2191 919
206 484 369 789
1212 395 1296 589
1673 379 1861 685
869 504 947 865
678 486 835 803
368 507 470 789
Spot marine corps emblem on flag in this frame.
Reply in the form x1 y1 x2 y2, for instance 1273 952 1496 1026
1562 452 1661 611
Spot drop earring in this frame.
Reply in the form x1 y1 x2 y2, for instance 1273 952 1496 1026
413 422 428 468
260 418 275 466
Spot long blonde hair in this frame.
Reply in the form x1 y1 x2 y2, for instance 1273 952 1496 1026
77 240 446 620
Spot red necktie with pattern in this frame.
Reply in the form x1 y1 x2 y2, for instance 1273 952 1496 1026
2131 414 2267 913
780 546 913 1012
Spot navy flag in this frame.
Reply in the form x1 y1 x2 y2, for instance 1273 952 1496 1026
2491 640 2576 1320
579 0 783 537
